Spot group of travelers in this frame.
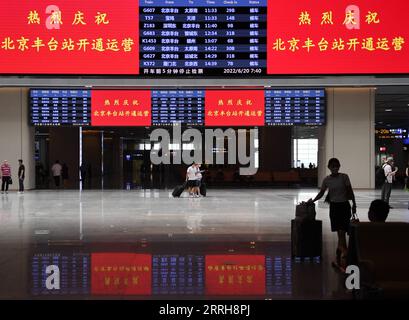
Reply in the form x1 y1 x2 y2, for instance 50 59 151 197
185 162 203 198
1 159 25 194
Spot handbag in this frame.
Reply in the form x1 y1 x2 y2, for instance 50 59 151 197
350 211 359 224
8 177 12 185
295 201 316 221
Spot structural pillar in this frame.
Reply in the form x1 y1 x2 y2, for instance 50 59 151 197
0 88 35 190
318 88 375 189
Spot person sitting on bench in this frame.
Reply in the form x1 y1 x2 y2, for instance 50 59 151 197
368 199 390 223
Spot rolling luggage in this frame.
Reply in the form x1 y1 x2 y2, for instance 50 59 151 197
200 182 207 197
172 184 186 197
291 219 322 258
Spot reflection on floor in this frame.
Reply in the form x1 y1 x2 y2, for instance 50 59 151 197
1 240 349 299
0 189 408 299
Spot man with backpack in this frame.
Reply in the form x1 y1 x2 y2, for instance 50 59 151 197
381 157 398 207
375 158 387 187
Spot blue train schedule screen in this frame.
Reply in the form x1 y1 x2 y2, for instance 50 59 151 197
265 89 326 126
151 90 205 125
140 0 267 76
30 89 91 126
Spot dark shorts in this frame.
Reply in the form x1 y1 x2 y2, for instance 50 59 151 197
187 180 199 188
329 201 352 232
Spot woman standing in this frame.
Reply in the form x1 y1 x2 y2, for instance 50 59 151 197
309 158 357 268
1 160 12 194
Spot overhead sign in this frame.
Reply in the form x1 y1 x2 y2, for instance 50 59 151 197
0 1 139 74
205 90 265 126
1 0 408 75
375 128 408 139
267 0 409 74
91 90 151 126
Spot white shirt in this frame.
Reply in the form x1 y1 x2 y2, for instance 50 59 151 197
196 167 202 180
51 163 62 176
384 164 393 184
187 166 196 180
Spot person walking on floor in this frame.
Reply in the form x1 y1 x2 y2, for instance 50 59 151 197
1 160 12 194
381 157 397 207
186 162 200 198
18 159 25 194
62 163 69 188
51 160 62 188
309 158 357 269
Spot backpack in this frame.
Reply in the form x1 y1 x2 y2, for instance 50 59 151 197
375 164 386 185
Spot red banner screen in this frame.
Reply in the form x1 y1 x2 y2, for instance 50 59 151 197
205 90 265 126
91 90 151 126
267 0 409 74
0 1 139 74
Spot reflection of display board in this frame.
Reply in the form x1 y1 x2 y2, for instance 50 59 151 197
91 253 152 295
3 1 407 75
152 255 204 295
205 90 265 126
375 128 408 139
265 256 292 295
31 253 90 295
151 90 205 125
30 89 91 126
265 89 325 126
91 90 151 126
205 255 265 295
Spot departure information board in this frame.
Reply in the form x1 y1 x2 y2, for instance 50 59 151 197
140 0 266 76
30 89 91 126
375 128 408 139
152 255 204 295
30 88 325 126
265 89 325 126
31 253 90 296
151 90 205 125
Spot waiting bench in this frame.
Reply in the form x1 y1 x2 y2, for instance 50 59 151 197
348 222 409 299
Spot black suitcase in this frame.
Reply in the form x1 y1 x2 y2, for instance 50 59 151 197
291 219 322 258
200 182 207 197
172 182 186 198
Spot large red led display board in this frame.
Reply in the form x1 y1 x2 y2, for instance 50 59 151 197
0 1 139 74
267 0 409 74
1 0 408 75
205 90 265 126
91 90 151 126
91 253 152 295
205 255 266 295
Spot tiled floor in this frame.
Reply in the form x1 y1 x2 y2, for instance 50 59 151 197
0 188 407 299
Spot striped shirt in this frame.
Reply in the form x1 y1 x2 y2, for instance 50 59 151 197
1 164 11 177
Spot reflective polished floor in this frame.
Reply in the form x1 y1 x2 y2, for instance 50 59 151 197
0 188 408 299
